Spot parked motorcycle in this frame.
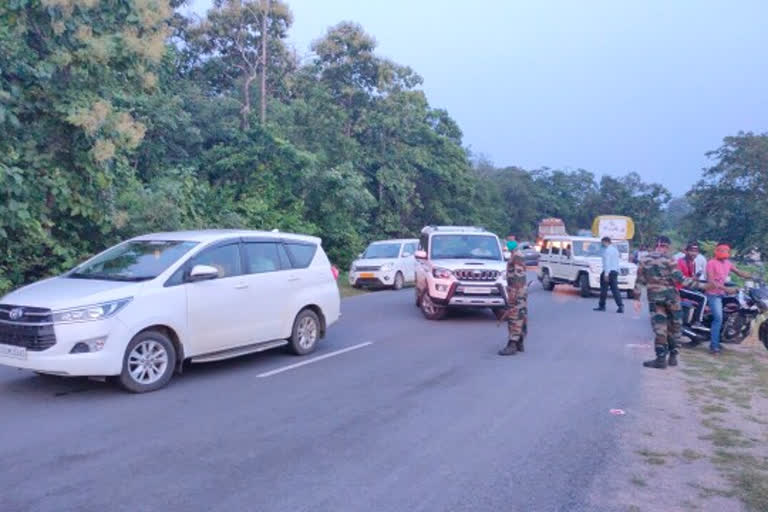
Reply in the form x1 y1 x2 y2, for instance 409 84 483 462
682 279 768 349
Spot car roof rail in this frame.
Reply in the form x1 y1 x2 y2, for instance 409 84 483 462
421 225 487 234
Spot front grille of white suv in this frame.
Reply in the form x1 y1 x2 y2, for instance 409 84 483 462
454 269 501 282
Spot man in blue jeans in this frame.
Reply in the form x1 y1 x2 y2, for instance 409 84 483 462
705 243 752 355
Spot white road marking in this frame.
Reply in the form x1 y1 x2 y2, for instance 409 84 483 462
257 342 374 378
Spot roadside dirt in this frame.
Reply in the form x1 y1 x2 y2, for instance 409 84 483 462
589 334 768 512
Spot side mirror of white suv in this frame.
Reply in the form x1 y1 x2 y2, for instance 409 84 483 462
503 250 511 260
189 264 219 281
414 250 427 260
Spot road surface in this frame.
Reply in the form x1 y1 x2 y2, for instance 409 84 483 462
0 279 650 512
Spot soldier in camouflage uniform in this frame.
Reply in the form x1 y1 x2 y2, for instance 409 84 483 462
633 236 694 369
499 239 528 356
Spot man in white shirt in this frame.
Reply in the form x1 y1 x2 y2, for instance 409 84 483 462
594 237 624 313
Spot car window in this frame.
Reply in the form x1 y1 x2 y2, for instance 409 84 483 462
562 242 572 258
244 243 282 274
550 241 561 256
285 243 317 268
363 243 401 259
430 234 501 261
402 243 416 257
277 244 292 269
190 244 242 279
541 240 550 254
70 240 198 282
573 241 602 257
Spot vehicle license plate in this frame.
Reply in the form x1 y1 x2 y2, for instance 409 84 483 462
0 344 27 360
360 272 375 278
461 287 492 294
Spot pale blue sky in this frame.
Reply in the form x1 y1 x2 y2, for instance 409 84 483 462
184 0 768 194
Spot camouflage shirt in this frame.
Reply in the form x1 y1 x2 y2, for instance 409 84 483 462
506 252 527 301
634 251 694 303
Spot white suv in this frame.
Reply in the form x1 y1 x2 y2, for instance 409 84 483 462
348 239 418 290
537 235 637 298
414 226 509 320
0 230 341 392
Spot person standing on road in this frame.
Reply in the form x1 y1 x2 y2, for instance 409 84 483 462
498 238 528 356
705 242 752 356
677 241 707 328
594 237 624 313
633 236 694 369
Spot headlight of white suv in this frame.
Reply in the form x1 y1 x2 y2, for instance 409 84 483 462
53 298 133 324
380 263 394 272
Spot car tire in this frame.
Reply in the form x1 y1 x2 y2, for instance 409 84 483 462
289 309 321 355
118 330 177 393
541 270 555 291
579 273 591 298
393 272 404 291
420 293 447 320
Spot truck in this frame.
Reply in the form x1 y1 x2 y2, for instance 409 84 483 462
536 218 567 251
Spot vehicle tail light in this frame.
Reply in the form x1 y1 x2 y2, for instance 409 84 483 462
331 265 340 280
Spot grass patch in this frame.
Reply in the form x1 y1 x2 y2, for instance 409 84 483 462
745 415 768 426
337 272 369 298
681 449 705 462
701 427 753 449
683 345 768 511
734 468 768 512
701 404 730 415
687 481 736 499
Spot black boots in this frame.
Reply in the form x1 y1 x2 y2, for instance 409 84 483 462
499 337 525 356
643 354 668 369
498 339 518 356
668 352 678 367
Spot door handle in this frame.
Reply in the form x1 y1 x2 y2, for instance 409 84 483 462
235 282 248 290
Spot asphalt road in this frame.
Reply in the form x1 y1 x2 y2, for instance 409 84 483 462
0 278 649 512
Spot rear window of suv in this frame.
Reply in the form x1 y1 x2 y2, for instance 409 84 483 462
285 243 317 268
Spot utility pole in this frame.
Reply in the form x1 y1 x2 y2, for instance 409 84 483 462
260 0 270 125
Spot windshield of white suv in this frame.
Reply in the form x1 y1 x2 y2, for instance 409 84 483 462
363 243 401 259
573 241 603 257
70 241 198 282
431 234 501 260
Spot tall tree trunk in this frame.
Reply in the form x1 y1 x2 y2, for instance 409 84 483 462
241 74 256 131
260 0 269 125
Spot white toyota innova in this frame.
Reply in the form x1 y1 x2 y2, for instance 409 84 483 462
0 230 341 392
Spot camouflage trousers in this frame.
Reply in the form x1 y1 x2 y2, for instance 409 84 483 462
507 296 528 341
649 299 682 356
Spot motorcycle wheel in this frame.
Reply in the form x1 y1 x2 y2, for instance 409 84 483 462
760 321 768 352
721 316 749 344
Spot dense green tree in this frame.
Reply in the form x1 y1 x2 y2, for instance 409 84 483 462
686 132 768 254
